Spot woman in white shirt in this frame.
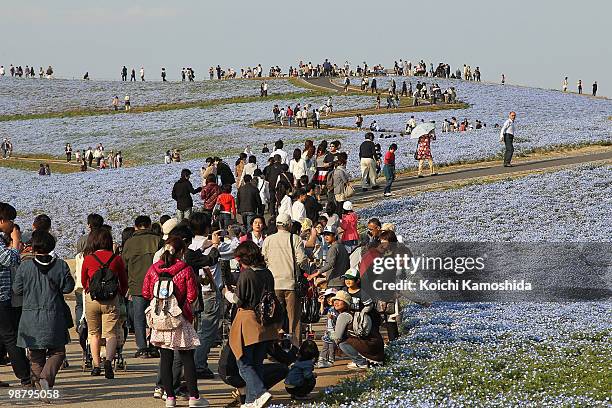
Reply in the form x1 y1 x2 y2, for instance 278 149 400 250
276 184 293 219
289 148 307 185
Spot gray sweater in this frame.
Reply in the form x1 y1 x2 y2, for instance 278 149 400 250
320 241 350 288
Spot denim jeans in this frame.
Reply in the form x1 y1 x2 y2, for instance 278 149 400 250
74 290 84 329
176 208 192 222
219 213 232 230
237 341 269 403
241 212 256 229
339 341 367 366
131 295 149 350
194 292 221 372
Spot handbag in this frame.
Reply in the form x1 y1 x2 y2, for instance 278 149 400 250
343 182 355 199
290 233 308 298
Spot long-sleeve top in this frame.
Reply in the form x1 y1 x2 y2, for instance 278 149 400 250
500 118 516 141
384 151 396 166
359 140 376 159
289 158 307 181
278 195 293 218
172 178 202 211
291 200 307 222
0 236 20 302
340 212 359 242
318 241 350 287
235 266 275 310
142 259 198 323
262 230 309 290
81 250 128 296
217 192 237 216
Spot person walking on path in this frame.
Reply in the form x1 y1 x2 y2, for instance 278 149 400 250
13 230 75 395
142 237 209 407
121 215 162 359
0 203 31 388
577 80 582 94
81 228 128 379
172 169 203 222
592 81 598 96
359 133 378 192
415 131 437 178
383 143 397 197
500 111 517 167
562 77 568 92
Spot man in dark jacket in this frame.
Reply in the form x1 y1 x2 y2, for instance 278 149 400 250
121 215 162 358
359 132 378 191
171 169 202 221
214 157 235 186
304 183 322 224
236 175 262 228
265 155 284 216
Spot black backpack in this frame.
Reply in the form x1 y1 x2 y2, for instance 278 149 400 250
89 253 119 301
255 290 284 326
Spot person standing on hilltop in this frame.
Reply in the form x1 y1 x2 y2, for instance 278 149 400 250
577 79 582 94
500 111 517 167
139 67 145 81
563 77 568 92
130 68 136 82
161 67 166 82
592 81 598 96
121 66 128 81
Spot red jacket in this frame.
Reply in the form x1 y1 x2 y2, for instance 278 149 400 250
82 250 128 296
340 212 359 242
217 193 236 215
142 259 198 323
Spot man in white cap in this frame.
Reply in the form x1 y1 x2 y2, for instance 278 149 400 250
262 213 308 345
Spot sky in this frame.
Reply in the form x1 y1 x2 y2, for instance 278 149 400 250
0 0 610 95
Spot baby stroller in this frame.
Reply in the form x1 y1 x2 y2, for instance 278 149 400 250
79 292 128 372
300 281 321 341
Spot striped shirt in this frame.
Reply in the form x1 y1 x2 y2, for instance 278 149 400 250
0 237 20 302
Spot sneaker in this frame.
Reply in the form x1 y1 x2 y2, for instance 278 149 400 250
240 403 256 408
189 397 210 407
195 368 215 379
417 174 424 178
383 193 395 197
147 347 160 358
104 360 114 379
347 362 368 370
316 360 332 369
134 349 150 359
165 397 176 408
153 387 163 399
254 391 272 408
61 358 69 369
0 380 9 387
91 366 102 376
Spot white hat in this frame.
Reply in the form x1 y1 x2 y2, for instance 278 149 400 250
275 213 292 227
342 201 353 211
162 218 179 240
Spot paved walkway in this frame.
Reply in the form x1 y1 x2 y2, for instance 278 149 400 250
0 317 347 408
349 149 612 207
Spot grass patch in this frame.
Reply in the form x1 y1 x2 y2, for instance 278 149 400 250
0 158 82 174
0 90 325 122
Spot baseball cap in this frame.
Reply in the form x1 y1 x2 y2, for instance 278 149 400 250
322 225 337 235
322 287 338 297
301 218 313 232
343 268 359 280
275 213 292 227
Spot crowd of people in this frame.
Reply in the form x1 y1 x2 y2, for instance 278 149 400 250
0 65 54 79
0 162 404 405
66 143 124 171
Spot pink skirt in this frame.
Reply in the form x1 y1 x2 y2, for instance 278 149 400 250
150 316 200 350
